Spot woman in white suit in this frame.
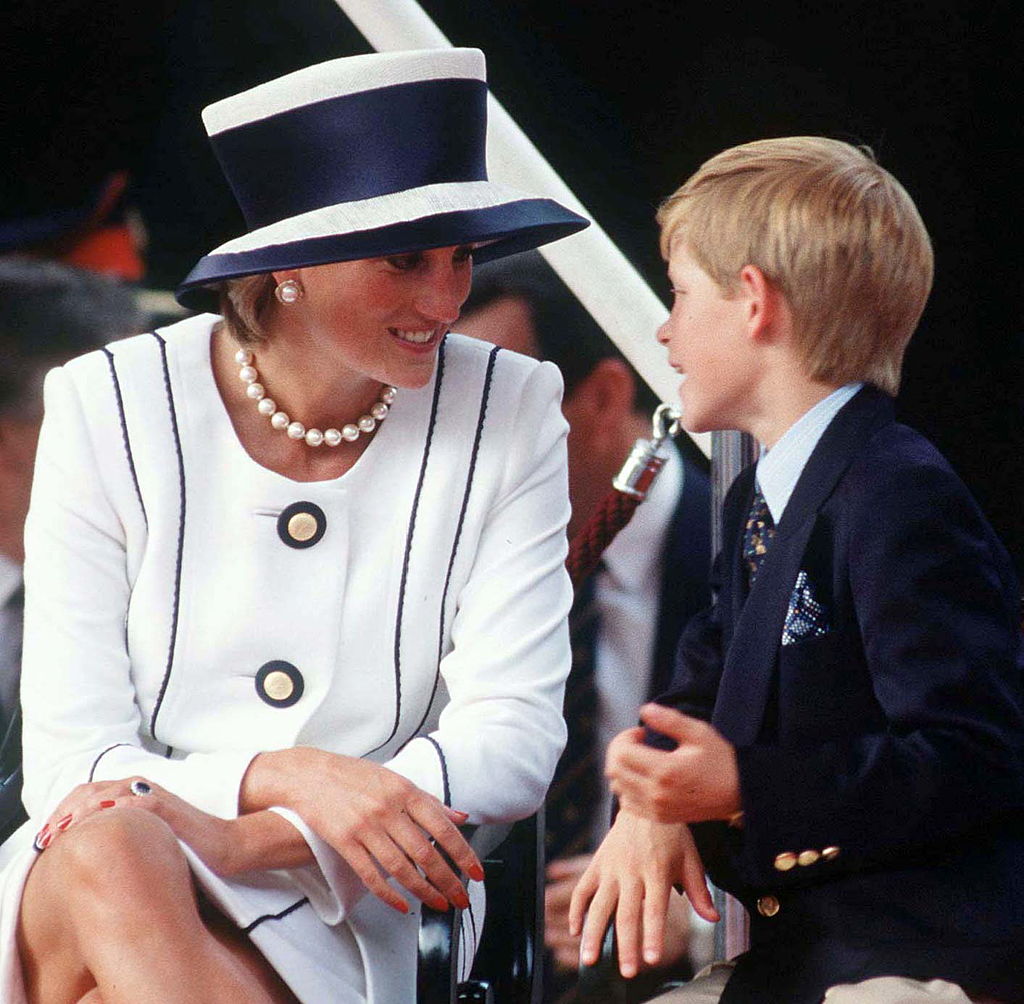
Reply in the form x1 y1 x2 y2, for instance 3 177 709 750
0 49 588 1003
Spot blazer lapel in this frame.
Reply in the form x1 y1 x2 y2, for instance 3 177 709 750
712 387 895 745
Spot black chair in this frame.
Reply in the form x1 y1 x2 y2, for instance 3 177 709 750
418 810 545 1003
0 707 26 846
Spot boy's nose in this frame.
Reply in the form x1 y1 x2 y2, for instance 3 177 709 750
656 319 671 344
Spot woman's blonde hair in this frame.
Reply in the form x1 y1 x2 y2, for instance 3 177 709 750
217 273 277 344
656 137 933 395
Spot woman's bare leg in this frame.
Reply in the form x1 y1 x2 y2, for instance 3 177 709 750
18 806 297 1004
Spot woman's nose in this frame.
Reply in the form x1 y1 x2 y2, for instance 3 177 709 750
656 319 670 345
416 267 470 324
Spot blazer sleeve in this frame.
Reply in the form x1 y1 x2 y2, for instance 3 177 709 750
733 454 1024 886
20 366 259 821
384 359 572 821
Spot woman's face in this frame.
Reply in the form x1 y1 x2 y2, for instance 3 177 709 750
287 244 474 389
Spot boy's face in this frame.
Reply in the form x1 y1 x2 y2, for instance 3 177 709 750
657 241 758 433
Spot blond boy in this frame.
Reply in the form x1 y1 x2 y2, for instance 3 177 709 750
570 138 1024 1004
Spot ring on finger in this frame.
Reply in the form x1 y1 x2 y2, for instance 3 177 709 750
129 780 153 797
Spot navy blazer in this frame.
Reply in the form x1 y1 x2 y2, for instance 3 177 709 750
660 386 1024 1003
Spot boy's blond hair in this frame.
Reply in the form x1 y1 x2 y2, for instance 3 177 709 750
657 137 933 395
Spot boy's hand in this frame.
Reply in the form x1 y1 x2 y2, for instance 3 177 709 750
606 704 741 823
569 810 718 979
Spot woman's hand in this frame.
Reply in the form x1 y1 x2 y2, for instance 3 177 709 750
241 748 484 915
569 810 718 980
32 778 311 878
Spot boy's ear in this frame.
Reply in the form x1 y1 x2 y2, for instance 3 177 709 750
739 264 787 343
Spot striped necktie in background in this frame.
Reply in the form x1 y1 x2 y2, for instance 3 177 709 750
545 573 601 861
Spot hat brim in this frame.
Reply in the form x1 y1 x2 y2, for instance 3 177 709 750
175 196 588 312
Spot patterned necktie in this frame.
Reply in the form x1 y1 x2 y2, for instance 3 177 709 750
545 574 601 861
742 487 775 588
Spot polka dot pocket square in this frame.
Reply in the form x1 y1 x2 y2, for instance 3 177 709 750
782 570 830 646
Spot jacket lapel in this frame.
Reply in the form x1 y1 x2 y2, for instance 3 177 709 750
711 386 895 745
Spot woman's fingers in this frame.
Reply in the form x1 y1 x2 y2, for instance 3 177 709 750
35 778 151 850
406 798 483 882
388 813 470 909
341 842 412 915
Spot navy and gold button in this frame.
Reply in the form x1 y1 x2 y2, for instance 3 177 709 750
255 660 304 708
277 501 326 549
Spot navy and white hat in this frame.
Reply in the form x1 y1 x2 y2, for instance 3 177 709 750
176 48 589 310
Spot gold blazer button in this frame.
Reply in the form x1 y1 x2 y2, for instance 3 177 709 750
756 895 780 917
255 660 304 708
773 852 798 871
277 501 327 549
797 849 821 867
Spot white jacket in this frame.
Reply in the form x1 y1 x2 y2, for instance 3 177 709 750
2 315 571 1002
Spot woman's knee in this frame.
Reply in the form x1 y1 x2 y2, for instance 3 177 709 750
48 806 192 914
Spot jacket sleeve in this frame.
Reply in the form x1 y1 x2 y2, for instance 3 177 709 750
20 365 260 821
384 359 572 821
733 454 1024 887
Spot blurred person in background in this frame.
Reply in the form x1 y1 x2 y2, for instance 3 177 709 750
460 252 713 1000
0 257 146 745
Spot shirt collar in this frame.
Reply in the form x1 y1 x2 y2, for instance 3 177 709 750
756 383 862 524
0 553 21 608
601 445 683 593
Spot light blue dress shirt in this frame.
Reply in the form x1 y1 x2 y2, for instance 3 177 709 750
756 383 863 524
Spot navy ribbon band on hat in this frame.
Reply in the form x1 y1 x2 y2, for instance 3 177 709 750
211 79 489 230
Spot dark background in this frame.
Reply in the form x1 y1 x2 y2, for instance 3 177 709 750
3 0 1020 572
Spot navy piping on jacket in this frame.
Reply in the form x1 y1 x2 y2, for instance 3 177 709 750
242 896 310 934
102 346 147 527
88 742 132 782
402 346 500 750
366 338 448 755
421 735 451 807
148 333 187 742
465 898 478 973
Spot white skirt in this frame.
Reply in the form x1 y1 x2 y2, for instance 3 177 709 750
0 820 482 1003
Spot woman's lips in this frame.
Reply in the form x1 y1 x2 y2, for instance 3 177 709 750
389 327 444 351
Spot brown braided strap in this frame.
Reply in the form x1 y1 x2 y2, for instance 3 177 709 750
566 489 641 589
566 405 682 590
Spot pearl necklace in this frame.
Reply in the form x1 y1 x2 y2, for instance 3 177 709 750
235 348 396 448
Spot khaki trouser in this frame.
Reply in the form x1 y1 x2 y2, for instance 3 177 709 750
653 962 982 1003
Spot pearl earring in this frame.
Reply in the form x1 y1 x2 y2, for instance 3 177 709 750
275 279 303 304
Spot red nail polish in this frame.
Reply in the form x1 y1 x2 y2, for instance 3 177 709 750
40 832 53 849
56 815 73 831
99 800 116 809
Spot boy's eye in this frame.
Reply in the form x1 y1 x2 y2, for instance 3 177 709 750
453 245 474 264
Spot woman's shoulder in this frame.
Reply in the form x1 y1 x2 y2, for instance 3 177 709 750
59 313 218 390
443 332 563 398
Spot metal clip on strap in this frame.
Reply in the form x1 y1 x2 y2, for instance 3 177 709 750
611 403 682 500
